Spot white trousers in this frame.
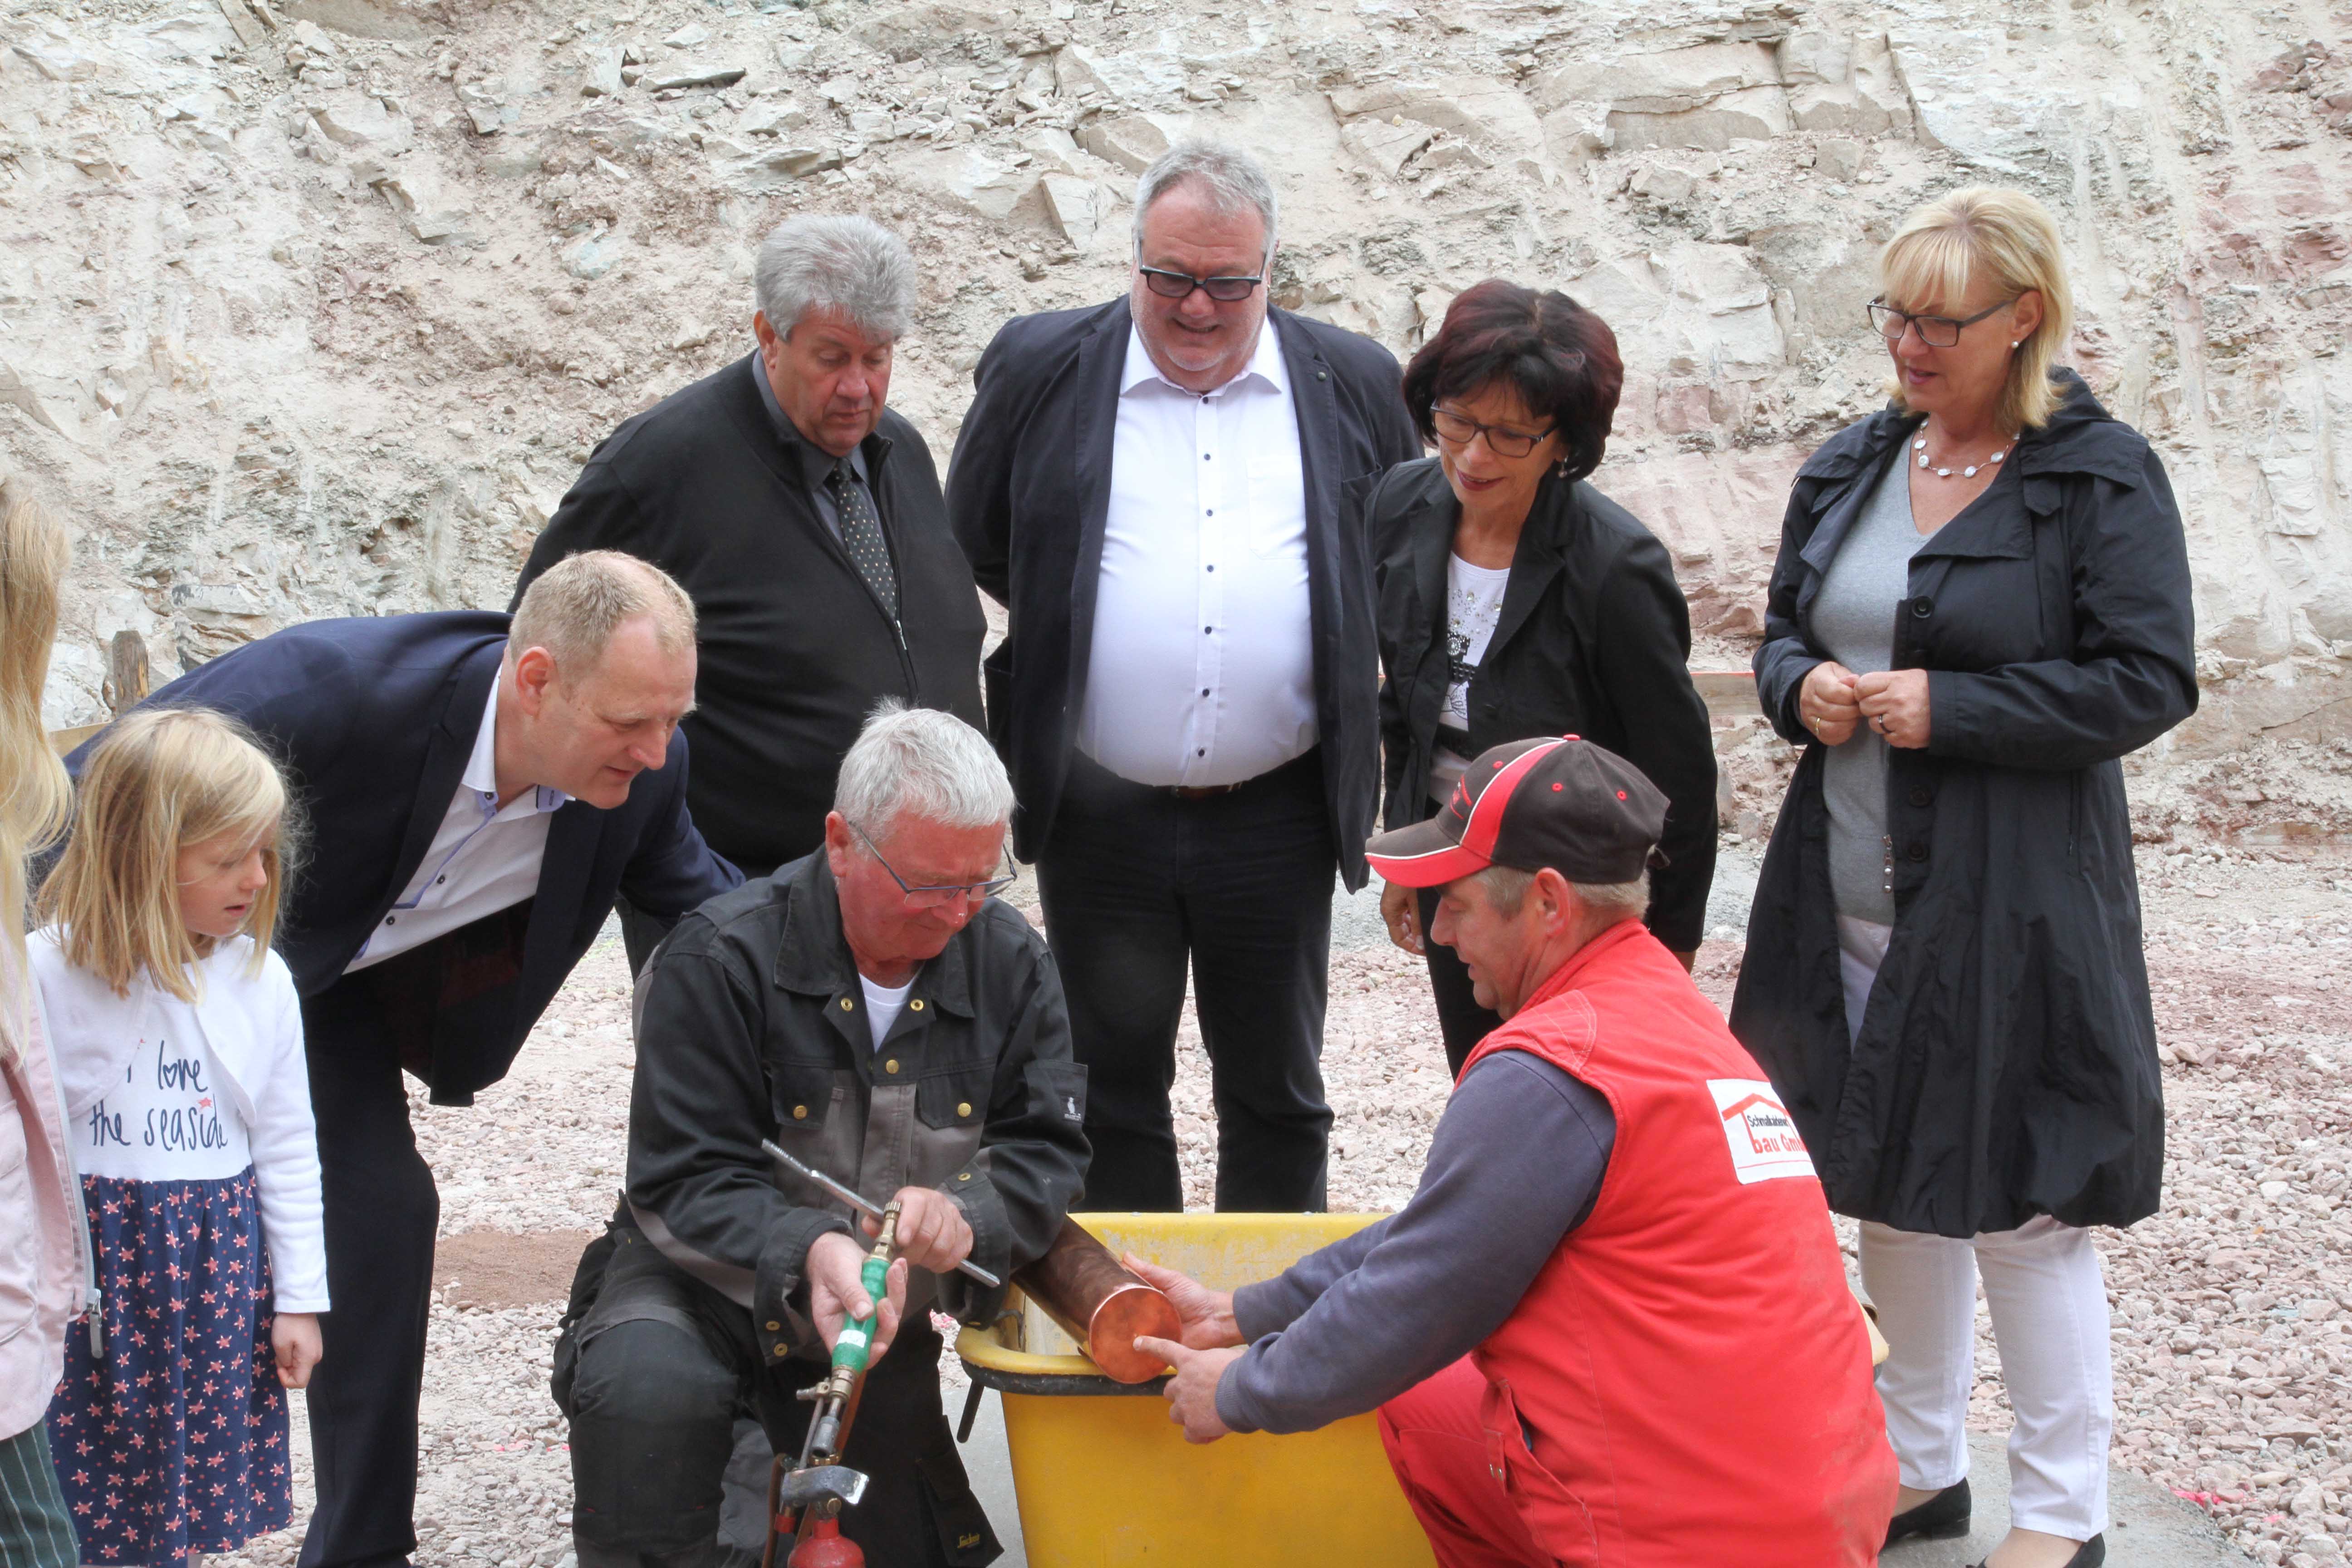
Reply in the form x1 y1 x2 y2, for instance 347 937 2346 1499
1840 916 2114 1541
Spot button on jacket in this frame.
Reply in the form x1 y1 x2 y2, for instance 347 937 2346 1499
626 853 1090 1360
1731 372 2197 1238
1369 457 1718 953
515 354 987 876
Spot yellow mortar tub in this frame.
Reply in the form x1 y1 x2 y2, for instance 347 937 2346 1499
955 1212 1437 1568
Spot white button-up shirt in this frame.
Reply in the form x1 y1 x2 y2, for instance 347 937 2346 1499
1074 321 1317 788
343 676 570 973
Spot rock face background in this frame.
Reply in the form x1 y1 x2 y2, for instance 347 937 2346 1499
5 0 2352 750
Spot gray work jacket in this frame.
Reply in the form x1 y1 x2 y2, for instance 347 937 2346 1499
625 853 1090 1362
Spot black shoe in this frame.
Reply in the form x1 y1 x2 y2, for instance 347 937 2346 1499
1885 1479 1972 1548
1965 1535 2104 1568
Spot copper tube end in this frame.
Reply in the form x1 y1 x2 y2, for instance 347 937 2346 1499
1086 1283 1185 1384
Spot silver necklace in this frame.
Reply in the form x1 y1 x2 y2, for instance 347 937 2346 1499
1913 433 2014 480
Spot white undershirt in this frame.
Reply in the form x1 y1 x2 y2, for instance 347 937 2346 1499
1431 554 1511 804
1073 321 1317 788
344 673 571 972
858 973 914 1051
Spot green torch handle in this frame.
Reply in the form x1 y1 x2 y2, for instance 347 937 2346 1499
827 1203 901 1376
828 1250 892 1373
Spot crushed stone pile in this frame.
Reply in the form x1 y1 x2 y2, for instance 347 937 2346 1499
4 0 2352 758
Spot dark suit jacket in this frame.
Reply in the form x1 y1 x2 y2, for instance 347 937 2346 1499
947 299 1420 889
68 612 741 1104
514 355 985 875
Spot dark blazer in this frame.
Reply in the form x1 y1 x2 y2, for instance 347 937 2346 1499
514 354 986 875
947 299 1421 889
1370 458 1718 951
1730 372 2196 1236
70 612 741 1104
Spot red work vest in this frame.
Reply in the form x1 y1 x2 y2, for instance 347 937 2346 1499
1460 921 1895 1567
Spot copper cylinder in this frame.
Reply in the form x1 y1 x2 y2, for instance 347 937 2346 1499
1013 1219 1183 1383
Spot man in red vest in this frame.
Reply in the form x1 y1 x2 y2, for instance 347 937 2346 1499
1134 736 1896 1567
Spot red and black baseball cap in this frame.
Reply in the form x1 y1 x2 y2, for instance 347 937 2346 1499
1365 735 1669 888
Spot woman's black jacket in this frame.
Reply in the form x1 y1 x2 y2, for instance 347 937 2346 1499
1370 457 1718 952
1729 372 2197 1237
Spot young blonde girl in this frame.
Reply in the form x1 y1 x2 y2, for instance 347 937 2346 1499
32 706 324 1567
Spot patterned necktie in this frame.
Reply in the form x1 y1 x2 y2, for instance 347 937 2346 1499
825 459 899 621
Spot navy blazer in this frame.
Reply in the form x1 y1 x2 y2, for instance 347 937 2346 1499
947 299 1421 890
67 612 740 1103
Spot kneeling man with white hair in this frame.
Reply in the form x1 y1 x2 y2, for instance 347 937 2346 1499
562 704 1088 1568
1135 736 1896 1568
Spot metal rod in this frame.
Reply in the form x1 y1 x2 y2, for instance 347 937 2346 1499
760 1139 1003 1289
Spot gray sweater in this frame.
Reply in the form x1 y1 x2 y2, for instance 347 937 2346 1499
1811 456 1924 926
1214 1051 1615 1434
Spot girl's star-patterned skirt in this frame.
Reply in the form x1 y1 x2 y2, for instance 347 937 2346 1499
48 1169 291 1565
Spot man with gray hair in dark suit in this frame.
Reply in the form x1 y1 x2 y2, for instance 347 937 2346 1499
517 214 985 970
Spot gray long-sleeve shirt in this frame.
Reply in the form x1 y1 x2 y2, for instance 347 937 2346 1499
1215 1050 1616 1434
1812 456 1923 925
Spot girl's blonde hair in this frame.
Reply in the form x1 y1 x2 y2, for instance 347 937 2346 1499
39 706 300 1001
0 500 72 1057
1879 186 2077 433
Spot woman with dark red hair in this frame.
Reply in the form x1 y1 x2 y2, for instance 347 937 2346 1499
1371 280 1717 1071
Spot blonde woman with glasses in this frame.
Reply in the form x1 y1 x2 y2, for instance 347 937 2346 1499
1730 188 2197 1568
0 499 88 1568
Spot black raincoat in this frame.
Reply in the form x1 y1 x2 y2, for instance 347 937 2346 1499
1729 372 2197 1237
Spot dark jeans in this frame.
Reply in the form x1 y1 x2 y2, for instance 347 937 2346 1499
1036 748 1336 1212
1417 886 1503 1077
296 979 443 1568
564 1228 997 1568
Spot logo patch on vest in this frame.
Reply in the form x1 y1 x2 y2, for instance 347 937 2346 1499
1707 1079 1816 1185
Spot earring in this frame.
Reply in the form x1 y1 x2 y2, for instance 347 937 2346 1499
2010 340 2020 348
1555 457 1571 479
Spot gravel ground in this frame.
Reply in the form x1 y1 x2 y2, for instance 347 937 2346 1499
203 835 2352 1568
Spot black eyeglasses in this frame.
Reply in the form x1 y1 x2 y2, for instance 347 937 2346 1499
1867 298 2015 348
1137 265 1265 303
1429 406 1556 460
848 820 1017 909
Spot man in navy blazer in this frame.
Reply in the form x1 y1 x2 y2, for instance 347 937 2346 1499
70 552 740 1568
948 142 1418 1213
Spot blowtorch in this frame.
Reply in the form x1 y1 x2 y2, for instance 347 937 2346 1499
764 1200 900 1568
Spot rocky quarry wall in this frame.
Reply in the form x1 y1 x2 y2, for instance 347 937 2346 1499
5 0 2352 776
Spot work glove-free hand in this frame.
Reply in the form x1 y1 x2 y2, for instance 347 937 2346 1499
808 1230 909 1361
1135 1337 1242 1443
1123 1254 1243 1348
864 1185 974 1277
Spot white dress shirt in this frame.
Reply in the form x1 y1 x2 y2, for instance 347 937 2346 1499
1073 321 1317 788
343 676 570 973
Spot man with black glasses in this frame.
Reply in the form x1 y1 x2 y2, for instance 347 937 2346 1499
559 704 1088 1568
948 141 1418 1213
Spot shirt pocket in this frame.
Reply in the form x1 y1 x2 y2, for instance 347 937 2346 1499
769 1059 848 1134
916 1060 992 1133
1245 450 1305 558
0 1100 38 1346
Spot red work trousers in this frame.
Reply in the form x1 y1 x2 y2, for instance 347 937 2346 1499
1377 1358 1551 1568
